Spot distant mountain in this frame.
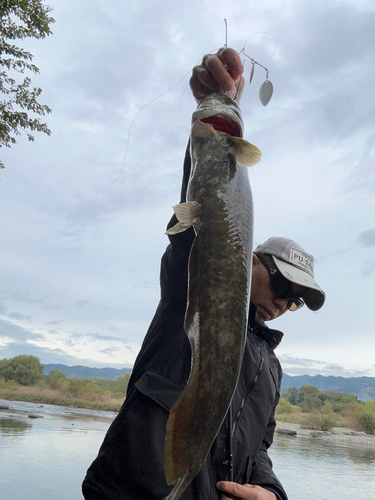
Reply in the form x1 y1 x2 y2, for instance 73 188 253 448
281 374 375 402
43 365 375 401
43 364 132 380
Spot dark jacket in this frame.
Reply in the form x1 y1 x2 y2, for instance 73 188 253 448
82 146 288 500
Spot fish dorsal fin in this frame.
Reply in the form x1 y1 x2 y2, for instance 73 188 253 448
231 137 262 167
165 201 201 235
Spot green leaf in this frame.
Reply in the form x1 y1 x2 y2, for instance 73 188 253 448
0 0 54 168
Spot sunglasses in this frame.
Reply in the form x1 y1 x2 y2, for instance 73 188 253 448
257 255 304 311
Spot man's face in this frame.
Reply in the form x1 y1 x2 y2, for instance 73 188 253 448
250 254 306 323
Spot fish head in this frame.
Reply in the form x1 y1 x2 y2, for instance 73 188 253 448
192 93 244 138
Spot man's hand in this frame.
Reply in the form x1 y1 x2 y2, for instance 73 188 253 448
190 48 245 102
217 481 277 500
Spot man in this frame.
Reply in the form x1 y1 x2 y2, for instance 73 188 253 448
82 48 325 500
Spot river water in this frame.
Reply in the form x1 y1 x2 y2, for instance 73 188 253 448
1 399 374 500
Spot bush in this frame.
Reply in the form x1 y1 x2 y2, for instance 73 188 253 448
358 412 375 435
79 381 103 402
276 398 295 415
68 378 86 397
35 380 49 390
342 401 363 419
55 379 70 392
320 400 333 414
0 355 43 385
45 370 67 388
285 387 299 405
116 373 131 394
0 378 18 391
302 411 337 431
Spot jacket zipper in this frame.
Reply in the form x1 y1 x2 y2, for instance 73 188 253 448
231 345 265 438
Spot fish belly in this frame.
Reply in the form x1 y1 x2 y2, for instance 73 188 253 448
164 128 254 500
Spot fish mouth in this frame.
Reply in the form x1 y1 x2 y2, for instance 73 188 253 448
200 116 241 138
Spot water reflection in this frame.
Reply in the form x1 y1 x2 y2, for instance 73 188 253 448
347 447 375 465
0 417 31 434
271 434 375 500
273 433 375 465
1 400 374 500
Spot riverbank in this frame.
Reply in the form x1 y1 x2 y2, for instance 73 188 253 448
1 392 374 449
0 387 123 412
276 421 375 448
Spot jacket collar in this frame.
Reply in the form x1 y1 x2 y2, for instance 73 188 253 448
248 302 284 349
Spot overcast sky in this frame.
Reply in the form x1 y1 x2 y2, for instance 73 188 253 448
1 0 374 378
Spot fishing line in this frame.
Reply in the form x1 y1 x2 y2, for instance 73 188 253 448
241 32 278 62
110 85 189 193
109 51 222 190
109 68 194 189
109 19 235 190
111 29 277 189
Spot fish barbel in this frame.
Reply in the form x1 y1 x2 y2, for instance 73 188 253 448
164 93 261 500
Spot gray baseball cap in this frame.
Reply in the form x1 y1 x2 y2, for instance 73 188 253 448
254 237 325 311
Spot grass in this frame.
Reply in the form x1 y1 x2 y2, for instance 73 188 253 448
277 411 353 430
0 385 124 412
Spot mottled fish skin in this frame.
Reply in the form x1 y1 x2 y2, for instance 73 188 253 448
164 94 256 500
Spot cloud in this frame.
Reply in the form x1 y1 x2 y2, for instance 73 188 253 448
7 312 32 322
1 0 375 377
279 354 374 377
99 347 119 355
0 319 42 342
74 300 91 309
357 228 375 247
0 340 128 368
85 333 129 344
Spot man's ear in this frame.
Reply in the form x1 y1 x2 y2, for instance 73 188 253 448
252 253 260 266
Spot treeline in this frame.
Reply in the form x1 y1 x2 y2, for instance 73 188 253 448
0 355 130 406
41 368 131 401
2 356 375 433
277 384 375 435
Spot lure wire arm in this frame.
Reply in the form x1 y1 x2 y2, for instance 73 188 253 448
239 48 270 82
238 48 274 106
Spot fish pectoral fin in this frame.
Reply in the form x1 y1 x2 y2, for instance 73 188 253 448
165 201 201 235
192 120 217 135
232 137 262 167
165 221 191 235
174 201 201 224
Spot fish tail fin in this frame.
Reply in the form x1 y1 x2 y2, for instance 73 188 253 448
231 137 262 167
163 476 190 500
165 201 201 235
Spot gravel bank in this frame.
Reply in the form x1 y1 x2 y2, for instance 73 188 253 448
276 421 375 448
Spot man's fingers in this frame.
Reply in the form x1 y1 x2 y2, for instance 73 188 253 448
203 55 236 93
217 481 247 498
233 75 245 100
190 66 220 94
217 481 277 500
216 48 244 81
189 48 244 101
